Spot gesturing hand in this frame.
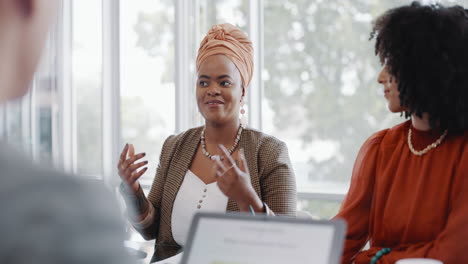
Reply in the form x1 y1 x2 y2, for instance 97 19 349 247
213 145 263 212
117 143 148 193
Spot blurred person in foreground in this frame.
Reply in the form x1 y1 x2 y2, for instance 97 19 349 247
118 23 296 262
334 2 468 264
0 0 134 263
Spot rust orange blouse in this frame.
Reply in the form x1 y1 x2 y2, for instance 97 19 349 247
335 120 468 264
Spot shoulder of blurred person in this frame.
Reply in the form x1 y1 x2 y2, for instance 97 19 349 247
0 142 135 264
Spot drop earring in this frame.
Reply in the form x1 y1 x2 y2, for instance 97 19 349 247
240 100 245 115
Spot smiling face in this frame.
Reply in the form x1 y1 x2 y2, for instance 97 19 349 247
196 55 244 126
378 65 403 113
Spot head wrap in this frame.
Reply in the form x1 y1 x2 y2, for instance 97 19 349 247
196 23 254 89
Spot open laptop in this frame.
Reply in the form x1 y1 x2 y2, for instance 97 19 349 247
179 212 346 264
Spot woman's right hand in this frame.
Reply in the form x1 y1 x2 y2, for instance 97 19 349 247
118 143 148 193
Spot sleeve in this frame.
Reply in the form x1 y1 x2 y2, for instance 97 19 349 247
359 139 468 264
333 130 386 264
258 138 297 217
119 135 176 240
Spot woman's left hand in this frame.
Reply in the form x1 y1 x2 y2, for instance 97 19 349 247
213 145 264 212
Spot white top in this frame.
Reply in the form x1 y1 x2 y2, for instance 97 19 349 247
171 170 228 246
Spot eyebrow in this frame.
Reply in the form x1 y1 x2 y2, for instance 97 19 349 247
198 74 232 80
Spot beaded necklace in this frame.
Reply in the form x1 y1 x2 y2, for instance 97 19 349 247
371 248 391 264
201 124 243 160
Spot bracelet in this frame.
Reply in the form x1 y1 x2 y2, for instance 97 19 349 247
370 248 391 264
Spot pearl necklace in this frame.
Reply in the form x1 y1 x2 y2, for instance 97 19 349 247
407 128 448 156
201 124 243 160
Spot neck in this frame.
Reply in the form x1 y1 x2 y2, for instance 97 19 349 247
411 113 431 131
204 119 241 145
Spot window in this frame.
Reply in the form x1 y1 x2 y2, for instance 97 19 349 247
34 34 60 165
72 0 104 176
120 0 176 187
198 0 248 33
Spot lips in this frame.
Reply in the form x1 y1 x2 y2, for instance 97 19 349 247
205 100 224 105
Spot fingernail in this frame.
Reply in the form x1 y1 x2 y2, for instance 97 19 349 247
144 161 148 164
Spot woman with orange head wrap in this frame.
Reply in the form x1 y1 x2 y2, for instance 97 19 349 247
117 23 297 262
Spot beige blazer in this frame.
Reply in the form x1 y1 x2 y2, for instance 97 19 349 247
121 126 296 260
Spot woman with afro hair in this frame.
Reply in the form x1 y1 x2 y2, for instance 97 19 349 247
335 2 468 264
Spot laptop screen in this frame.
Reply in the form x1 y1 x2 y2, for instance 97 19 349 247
181 213 346 264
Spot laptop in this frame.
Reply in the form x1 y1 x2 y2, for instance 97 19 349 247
179 212 346 264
